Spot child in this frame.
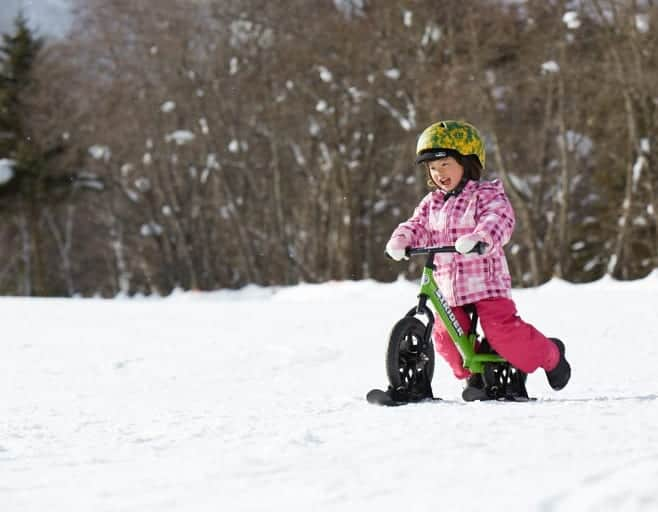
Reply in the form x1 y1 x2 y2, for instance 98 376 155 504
385 120 571 399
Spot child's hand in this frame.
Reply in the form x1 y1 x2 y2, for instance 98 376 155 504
455 234 484 254
385 237 409 261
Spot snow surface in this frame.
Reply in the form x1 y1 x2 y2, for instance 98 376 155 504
563 11 581 30
165 131 196 145
161 101 176 113
635 14 649 34
0 158 15 185
542 60 560 74
88 145 111 161
2 275 658 511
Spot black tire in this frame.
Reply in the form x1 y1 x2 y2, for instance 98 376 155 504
386 317 435 390
483 362 529 400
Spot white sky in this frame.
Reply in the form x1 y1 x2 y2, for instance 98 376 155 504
0 0 73 38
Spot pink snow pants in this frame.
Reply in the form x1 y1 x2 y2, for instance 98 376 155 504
433 297 559 379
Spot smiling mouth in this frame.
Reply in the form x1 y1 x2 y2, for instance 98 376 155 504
438 177 451 188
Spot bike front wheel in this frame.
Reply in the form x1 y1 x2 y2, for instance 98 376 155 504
386 317 435 391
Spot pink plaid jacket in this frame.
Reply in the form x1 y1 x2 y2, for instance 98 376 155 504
391 179 515 307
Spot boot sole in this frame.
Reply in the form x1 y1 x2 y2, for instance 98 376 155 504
462 387 493 402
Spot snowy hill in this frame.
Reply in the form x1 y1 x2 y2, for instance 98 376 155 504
2 275 658 511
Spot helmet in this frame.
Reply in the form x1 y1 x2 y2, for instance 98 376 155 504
415 120 485 167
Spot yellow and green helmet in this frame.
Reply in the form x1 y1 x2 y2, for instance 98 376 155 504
415 120 486 167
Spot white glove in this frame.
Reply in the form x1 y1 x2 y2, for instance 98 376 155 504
385 237 408 261
455 234 483 255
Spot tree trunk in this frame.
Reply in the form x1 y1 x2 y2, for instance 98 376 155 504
490 133 542 286
44 205 75 296
555 50 571 279
607 49 639 278
27 185 45 296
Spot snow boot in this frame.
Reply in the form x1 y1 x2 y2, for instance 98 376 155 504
461 373 492 402
545 338 571 390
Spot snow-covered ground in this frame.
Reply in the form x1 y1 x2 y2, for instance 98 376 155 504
2 274 658 511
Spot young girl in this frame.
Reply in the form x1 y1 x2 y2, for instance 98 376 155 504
385 120 571 399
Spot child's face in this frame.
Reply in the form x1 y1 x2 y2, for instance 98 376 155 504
427 157 464 192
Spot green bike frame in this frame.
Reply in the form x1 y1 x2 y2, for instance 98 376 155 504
416 258 504 374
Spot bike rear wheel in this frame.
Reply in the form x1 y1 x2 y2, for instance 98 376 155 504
482 362 529 401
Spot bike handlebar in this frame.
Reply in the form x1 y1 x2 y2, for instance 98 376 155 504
405 241 487 257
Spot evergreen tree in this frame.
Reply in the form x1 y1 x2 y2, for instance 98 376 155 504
0 14 76 295
0 12 42 161
0 14 45 294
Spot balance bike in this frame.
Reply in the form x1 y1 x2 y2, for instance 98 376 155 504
366 244 530 406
